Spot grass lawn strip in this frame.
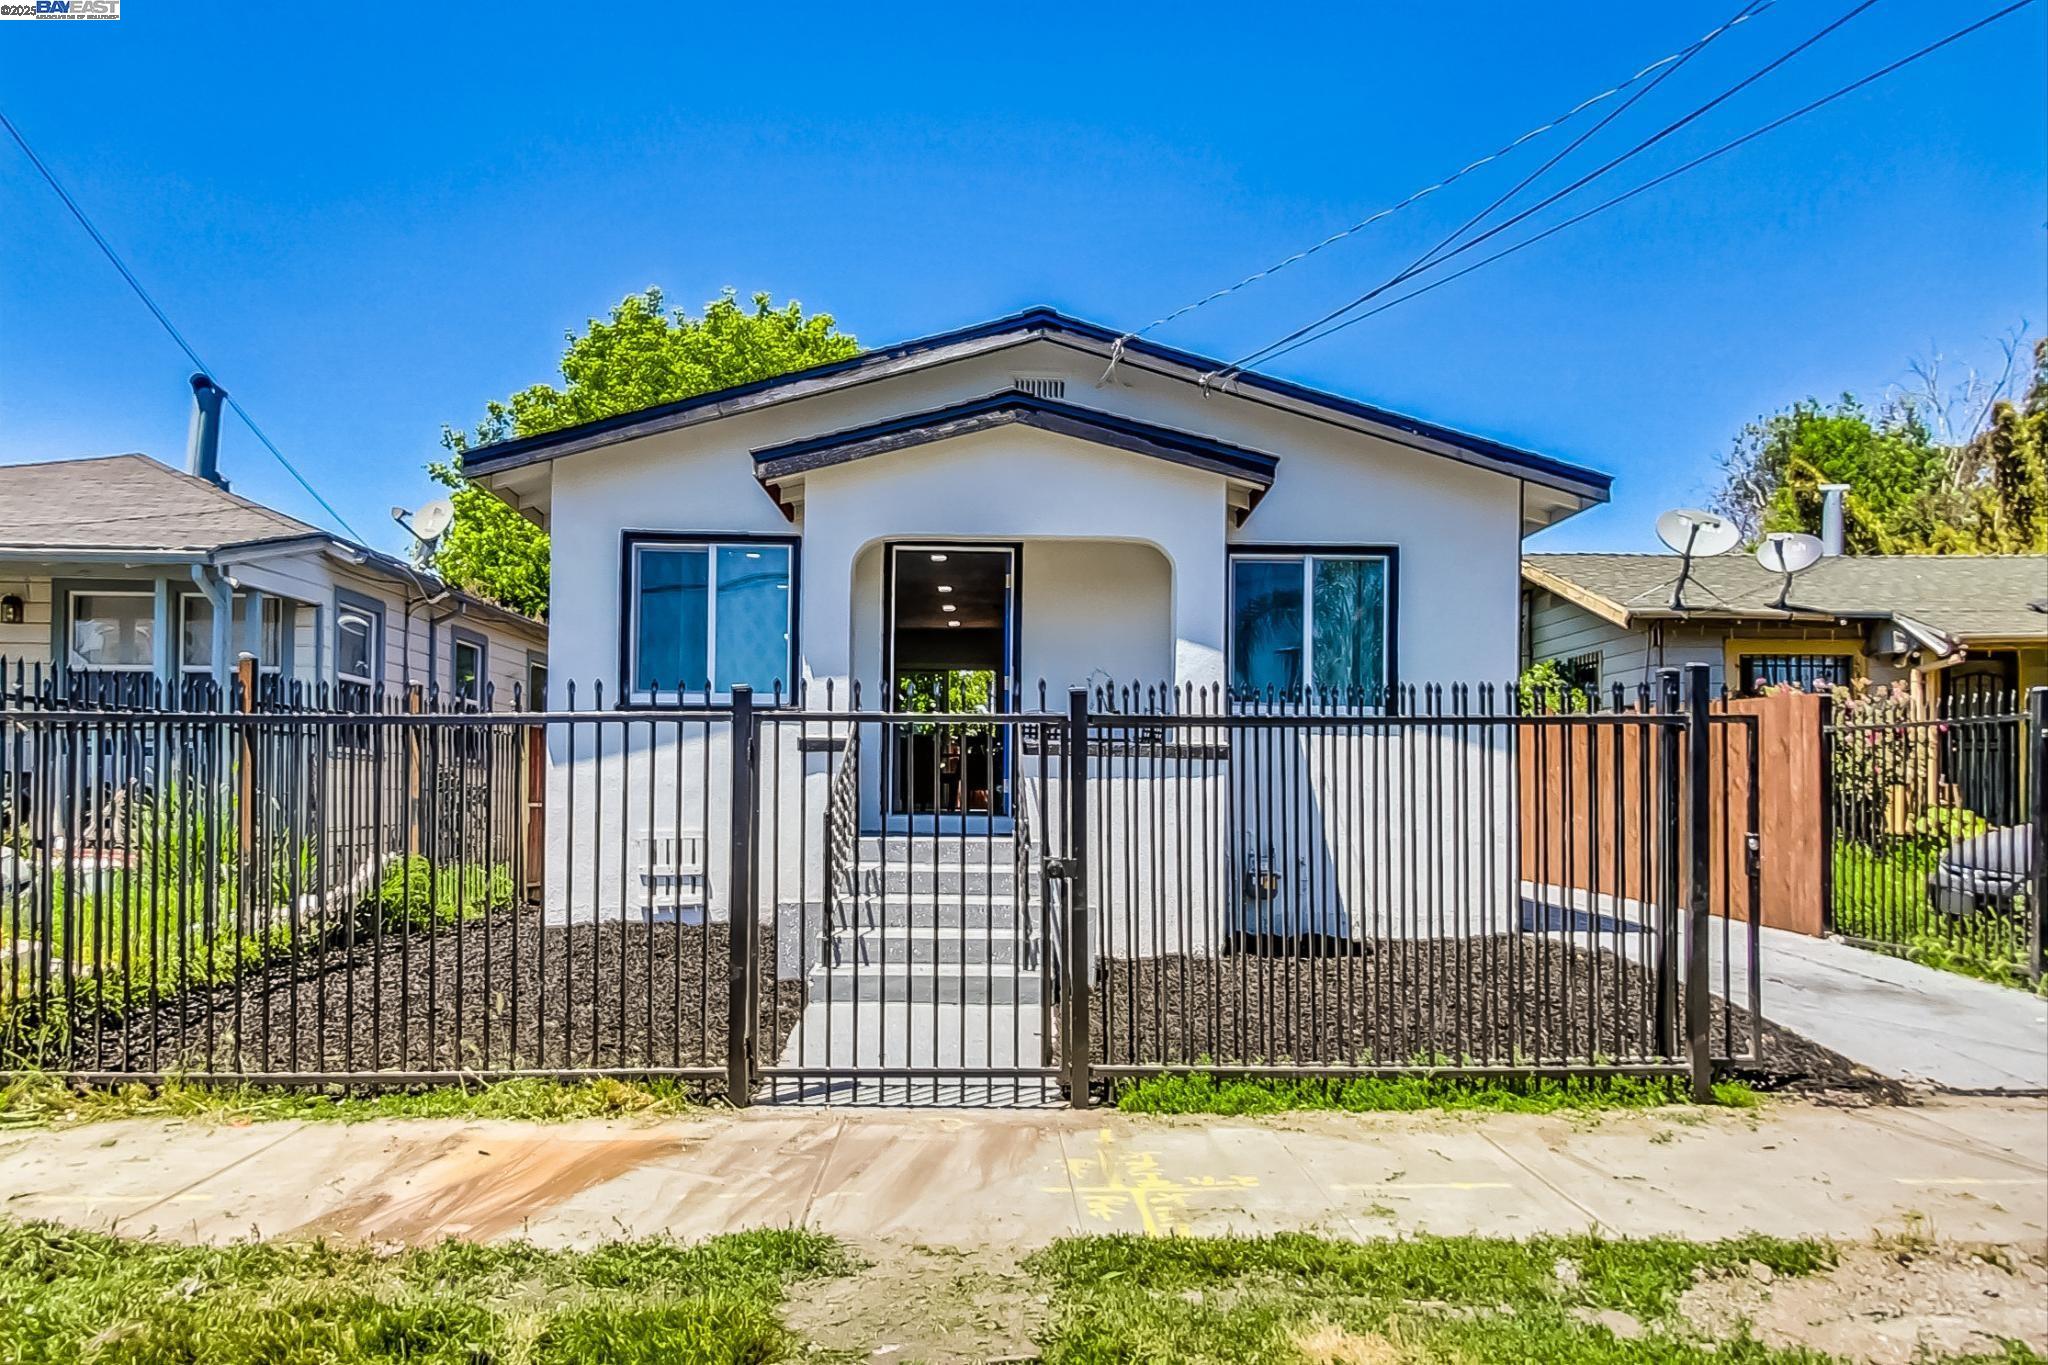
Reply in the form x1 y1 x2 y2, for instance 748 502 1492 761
0 1073 703 1129
0 1220 852 1365
1112 1070 1761 1115
1029 1231 1835 1363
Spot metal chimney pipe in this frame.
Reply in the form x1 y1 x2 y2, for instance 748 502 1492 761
1818 483 1849 557
187 373 227 487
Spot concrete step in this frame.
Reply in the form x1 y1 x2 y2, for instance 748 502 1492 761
825 924 1038 968
856 835 1021 866
782 896 1034 931
804 962 1044 1005
837 863 1021 897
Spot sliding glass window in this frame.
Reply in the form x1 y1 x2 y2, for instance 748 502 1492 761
1228 552 1390 704
628 539 795 701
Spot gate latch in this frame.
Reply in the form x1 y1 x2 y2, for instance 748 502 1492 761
1745 833 1762 876
1044 856 1080 881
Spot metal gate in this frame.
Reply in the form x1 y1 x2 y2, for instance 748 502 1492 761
743 692 1072 1104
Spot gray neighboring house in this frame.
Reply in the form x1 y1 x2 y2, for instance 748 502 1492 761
0 447 547 708
1521 551 2048 702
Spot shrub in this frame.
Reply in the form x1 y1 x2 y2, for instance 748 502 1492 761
374 857 514 932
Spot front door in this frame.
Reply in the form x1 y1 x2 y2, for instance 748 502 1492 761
884 543 1017 825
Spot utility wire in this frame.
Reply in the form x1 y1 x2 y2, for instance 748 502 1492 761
1213 0 1882 382
0 107 368 542
1111 1 1781 357
1243 0 2039 369
1355 0 1763 339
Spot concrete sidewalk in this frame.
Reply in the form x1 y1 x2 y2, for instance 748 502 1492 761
1719 926 2048 1092
1 1098 2041 1250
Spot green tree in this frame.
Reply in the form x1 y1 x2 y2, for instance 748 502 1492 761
431 289 861 615
1711 335 2046 555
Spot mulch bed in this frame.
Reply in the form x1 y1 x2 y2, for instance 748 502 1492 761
1092 936 1906 1102
72 910 804 1087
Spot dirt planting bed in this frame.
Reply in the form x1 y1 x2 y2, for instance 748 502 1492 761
73 909 803 1086
1092 936 1903 1100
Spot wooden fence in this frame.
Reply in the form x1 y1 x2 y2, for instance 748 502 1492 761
1517 689 1825 936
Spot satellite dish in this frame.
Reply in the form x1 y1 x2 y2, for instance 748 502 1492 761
1756 532 1823 609
411 499 455 541
1655 508 1739 612
1656 508 1740 557
1755 532 1822 576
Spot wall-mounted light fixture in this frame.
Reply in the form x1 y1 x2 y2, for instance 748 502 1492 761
0 595 21 626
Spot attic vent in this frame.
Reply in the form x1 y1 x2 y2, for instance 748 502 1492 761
1012 376 1066 400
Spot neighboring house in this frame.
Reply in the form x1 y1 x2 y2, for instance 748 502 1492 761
1521 551 2048 702
462 305 1612 926
0 383 547 710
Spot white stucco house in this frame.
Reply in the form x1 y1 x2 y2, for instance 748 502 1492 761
466 308 1610 952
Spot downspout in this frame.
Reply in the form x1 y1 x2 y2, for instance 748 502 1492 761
189 564 234 700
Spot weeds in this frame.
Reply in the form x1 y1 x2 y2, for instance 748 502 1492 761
0 1072 702 1129
1029 1231 1836 1363
0 1219 849 1364
1112 1070 1759 1115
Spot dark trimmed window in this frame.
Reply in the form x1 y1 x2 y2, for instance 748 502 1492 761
626 537 796 701
1228 551 1391 704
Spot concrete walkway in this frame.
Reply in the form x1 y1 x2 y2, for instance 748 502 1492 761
2 1098 2041 1250
1719 926 2048 1092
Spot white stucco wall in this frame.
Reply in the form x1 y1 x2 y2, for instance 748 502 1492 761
533 337 1543 928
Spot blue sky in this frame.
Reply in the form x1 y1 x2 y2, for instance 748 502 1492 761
2 1 2041 556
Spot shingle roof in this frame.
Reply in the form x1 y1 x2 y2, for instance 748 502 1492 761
0 453 319 553
0 454 545 634
1524 552 2048 642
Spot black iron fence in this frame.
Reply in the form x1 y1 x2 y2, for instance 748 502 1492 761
1824 686 2048 985
3 661 1769 1102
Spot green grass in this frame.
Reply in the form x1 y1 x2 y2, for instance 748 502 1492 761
1830 842 2042 993
1112 1070 1759 1116
0 1072 702 1129
1028 1231 1840 1363
0 1219 850 1364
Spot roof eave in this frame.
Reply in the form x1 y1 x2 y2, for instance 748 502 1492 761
462 306 1611 504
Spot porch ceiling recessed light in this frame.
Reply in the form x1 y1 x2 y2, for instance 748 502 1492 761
947 620 960 628
937 585 953 593
941 603 956 613
929 553 947 562
744 551 762 559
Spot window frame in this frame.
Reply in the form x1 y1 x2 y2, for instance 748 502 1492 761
618 531 800 706
178 593 291 677
1739 652 1852 695
65 589 157 673
525 652 549 710
450 626 488 708
1225 545 1398 707
334 589 386 687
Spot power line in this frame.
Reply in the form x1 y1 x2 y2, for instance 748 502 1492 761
1243 0 2040 369
1108 1 1782 354
0 108 368 543
1215 0 1882 381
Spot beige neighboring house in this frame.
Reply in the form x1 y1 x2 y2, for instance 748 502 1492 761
1521 551 2048 704
0 449 547 709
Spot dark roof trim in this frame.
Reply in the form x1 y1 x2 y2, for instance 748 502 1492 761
462 306 1610 501
752 390 1280 491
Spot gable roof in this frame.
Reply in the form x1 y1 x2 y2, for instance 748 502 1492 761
1523 552 2048 644
0 453 323 555
0 454 544 634
751 389 1279 509
459 306 1611 506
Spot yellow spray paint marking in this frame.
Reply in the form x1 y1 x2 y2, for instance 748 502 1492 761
1047 1128 1257 1236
